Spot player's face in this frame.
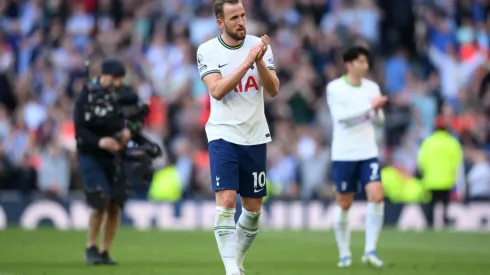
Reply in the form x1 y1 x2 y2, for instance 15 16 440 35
219 3 247 41
348 54 369 77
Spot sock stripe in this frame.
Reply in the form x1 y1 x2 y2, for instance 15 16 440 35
243 214 258 222
216 207 236 212
214 226 236 230
237 222 258 232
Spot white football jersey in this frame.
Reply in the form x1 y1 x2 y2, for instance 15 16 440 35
197 35 275 145
327 76 383 161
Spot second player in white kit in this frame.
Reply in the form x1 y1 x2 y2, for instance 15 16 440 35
327 46 387 268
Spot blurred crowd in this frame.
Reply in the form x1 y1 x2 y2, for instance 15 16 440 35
1 0 490 202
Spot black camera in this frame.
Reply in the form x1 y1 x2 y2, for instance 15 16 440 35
111 86 163 182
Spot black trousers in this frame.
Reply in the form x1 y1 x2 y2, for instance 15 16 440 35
423 190 451 228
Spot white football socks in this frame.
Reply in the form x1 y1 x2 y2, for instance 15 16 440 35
365 202 384 253
214 206 239 273
333 205 351 258
236 207 261 268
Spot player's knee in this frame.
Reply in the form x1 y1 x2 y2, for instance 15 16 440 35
337 199 353 210
220 198 236 209
216 190 237 208
241 197 263 213
336 193 354 210
366 181 384 203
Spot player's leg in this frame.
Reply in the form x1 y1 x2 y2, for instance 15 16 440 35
234 143 267 274
332 161 357 268
209 139 241 274
237 196 262 274
360 158 384 267
78 154 111 265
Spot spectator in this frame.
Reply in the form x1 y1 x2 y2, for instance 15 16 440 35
296 130 331 200
466 147 490 201
37 141 70 197
0 0 489 205
384 47 409 95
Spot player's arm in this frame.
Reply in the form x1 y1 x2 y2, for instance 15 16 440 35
330 101 373 127
197 44 261 101
256 44 279 97
327 85 386 127
372 83 385 126
329 98 372 126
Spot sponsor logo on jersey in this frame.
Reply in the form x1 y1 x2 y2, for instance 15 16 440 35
233 76 259 93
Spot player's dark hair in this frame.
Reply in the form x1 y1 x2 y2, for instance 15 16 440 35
213 0 242 19
342 46 370 63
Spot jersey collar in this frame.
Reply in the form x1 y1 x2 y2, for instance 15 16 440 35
218 35 244 50
342 75 362 87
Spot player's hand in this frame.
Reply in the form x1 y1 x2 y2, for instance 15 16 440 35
371 96 388 110
245 45 262 67
256 35 270 61
99 137 121 152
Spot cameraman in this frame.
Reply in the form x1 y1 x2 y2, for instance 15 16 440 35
74 57 131 265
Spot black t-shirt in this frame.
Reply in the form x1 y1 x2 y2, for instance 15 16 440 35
73 83 125 157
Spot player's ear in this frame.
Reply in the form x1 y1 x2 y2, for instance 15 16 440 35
216 18 224 30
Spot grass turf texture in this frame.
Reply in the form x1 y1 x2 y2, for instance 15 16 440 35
0 229 489 275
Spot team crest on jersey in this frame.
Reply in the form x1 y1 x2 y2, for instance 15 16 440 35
268 57 274 65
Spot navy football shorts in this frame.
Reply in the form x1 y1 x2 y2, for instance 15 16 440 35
332 157 381 193
208 139 267 198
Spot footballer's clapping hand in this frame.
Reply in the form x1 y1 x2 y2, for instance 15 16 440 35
371 96 388 110
256 34 270 60
246 45 263 67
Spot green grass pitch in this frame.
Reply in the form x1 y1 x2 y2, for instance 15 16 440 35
0 228 489 274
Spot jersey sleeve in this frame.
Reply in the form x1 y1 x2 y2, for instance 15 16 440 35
262 45 275 71
326 83 373 127
197 44 221 80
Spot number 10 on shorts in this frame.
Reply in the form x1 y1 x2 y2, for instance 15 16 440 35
252 172 266 189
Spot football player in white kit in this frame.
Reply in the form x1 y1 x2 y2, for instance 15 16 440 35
326 46 387 268
196 1 279 274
